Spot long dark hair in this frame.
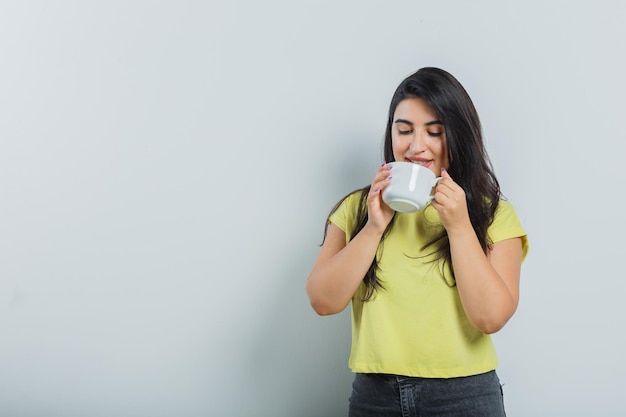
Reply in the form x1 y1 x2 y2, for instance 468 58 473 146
323 67 501 300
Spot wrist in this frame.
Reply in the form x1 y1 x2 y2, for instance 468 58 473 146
362 222 386 240
445 219 475 240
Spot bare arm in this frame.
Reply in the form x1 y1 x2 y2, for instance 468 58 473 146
306 164 395 315
433 169 523 334
305 223 383 315
448 229 522 334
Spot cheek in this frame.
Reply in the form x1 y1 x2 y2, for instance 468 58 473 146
391 135 406 154
430 138 448 165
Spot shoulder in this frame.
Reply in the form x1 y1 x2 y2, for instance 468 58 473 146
333 188 367 215
494 199 516 216
328 187 367 233
491 199 529 260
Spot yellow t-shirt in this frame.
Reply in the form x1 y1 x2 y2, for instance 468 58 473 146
329 192 529 378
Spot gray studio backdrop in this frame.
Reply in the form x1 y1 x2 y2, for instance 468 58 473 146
1 1 624 416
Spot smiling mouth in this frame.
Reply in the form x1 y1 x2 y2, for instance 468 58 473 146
407 159 430 167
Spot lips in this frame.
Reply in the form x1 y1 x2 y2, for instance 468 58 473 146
406 158 432 168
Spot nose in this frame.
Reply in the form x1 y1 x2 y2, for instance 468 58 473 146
409 130 426 153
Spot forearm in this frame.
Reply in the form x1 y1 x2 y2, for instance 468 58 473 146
306 225 383 315
448 225 518 334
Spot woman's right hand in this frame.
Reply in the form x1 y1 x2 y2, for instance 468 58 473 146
365 163 395 235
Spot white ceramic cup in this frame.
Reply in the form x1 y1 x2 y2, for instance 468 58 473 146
382 162 442 213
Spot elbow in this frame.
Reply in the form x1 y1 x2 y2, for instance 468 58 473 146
308 298 346 316
305 275 350 316
476 321 506 335
469 301 518 334
306 283 347 316
471 315 511 334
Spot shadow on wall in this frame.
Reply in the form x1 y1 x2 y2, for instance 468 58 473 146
238 141 381 417
244 245 353 417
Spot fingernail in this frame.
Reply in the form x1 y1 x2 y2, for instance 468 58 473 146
441 167 446 173
373 188 380 192
386 165 393 171
386 176 392 180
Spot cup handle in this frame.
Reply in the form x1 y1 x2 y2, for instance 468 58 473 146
426 177 443 201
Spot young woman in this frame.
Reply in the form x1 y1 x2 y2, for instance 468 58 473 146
306 67 529 417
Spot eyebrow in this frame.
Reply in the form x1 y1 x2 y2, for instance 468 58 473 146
394 118 444 127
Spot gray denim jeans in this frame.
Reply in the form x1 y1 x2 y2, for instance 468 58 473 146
349 370 506 417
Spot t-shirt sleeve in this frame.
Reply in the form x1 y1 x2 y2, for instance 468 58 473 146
328 191 361 244
489 200 529 262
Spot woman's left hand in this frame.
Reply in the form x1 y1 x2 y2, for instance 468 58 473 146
430 168 471 233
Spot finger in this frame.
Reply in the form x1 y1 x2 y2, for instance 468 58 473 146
371 164 393 192
371 177 392 195
434 182 453 199
434 175 461 196
432 190 448 206
377 163 393 180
